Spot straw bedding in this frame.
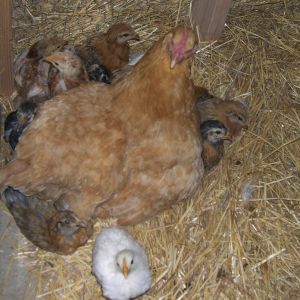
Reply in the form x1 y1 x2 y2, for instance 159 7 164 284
0 0 300 299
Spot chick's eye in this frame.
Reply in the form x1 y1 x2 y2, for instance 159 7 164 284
131 259 134 265
230 112 244 123
122 33 129 37
215 130 221 134
237 115 244 122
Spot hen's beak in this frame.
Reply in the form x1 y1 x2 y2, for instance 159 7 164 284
122 257 129 278
170 57 177 69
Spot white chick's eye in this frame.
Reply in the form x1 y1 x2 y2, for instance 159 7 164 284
131 259 134 265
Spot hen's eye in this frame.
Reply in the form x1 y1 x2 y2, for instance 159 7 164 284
122 33 129 37
215 130 221 134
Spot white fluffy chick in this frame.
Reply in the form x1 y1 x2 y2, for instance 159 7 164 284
92 227 151 300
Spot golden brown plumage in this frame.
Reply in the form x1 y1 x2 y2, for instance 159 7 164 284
76 23 140 73
197 96 249 140
44 48 89 97
14 37 67 106
0 27 203 254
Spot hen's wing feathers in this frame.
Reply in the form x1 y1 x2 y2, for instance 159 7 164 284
104 120 202 225
2 84 127 218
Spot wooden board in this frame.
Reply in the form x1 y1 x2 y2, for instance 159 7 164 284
190 0 233 42
0 0 14 97
0 207 37 300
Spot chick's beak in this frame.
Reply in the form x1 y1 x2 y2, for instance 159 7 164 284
43 52 63 63
222 135 233 143
132 33 140 41
122 257 129 278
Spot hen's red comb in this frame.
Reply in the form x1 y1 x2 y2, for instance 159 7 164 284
173 28 189 57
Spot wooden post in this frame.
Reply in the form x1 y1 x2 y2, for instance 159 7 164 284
190 0 233 42
0 0 14 97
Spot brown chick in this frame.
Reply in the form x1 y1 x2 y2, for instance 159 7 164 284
44 49 89 97
14 37 67 106
200 120 231 172
4 187 93 254
0 26 202 254
76 23 140 73
197 96 249 140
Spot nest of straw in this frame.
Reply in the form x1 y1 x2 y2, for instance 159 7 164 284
0 0 300 299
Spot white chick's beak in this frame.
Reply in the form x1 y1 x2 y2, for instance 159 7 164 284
122 257 129 278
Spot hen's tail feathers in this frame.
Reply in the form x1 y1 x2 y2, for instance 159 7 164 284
3 187 94 254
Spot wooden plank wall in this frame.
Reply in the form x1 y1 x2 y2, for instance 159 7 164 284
190 0 233 42
0 0 14 97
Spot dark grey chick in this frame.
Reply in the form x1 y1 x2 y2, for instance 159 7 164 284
200 120 230 172
4 101 37 150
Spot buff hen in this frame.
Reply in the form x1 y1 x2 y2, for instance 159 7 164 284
0 27 203 254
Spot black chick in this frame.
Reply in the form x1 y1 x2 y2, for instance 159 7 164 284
74 46 112 84
4 101 38 150
200 120 230 172
3 187 93 254
87 63 112 84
